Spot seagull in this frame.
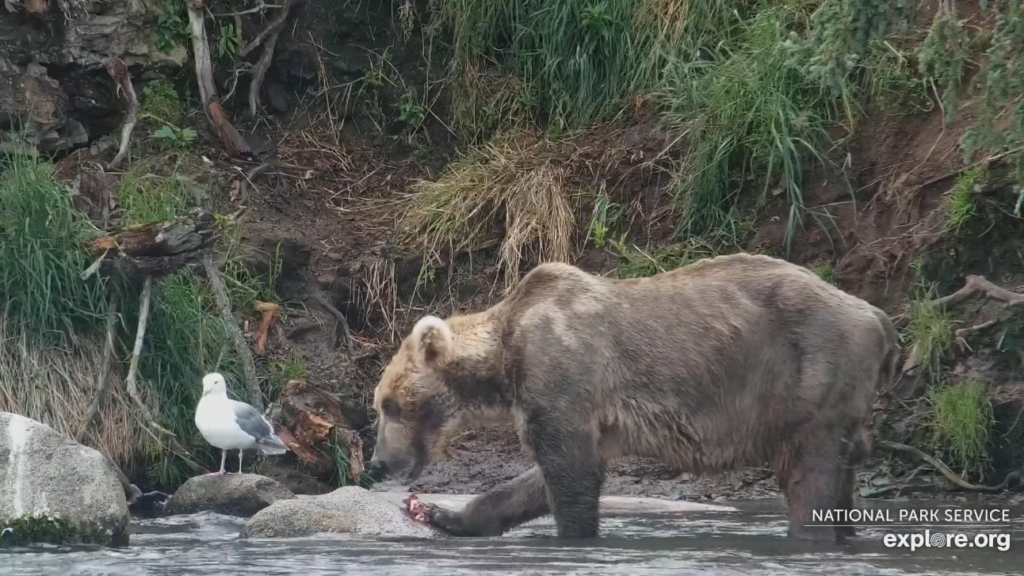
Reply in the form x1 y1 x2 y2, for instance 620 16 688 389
194 372 288 475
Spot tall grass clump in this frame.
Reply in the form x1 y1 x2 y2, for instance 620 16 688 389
435 0 755 132
656 4 857 251
905 288 956 380
0 156 113 347
928 379 994 481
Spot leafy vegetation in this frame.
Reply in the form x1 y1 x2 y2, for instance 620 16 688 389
0 158 111 347
945 165 984 234
928 379 995 481
0 155 277 490
905 287 956 381
809 260 836 285
613 239 719 279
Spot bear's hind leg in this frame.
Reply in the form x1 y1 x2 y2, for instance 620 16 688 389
429 465 550 537
527 417 604 539
834 427 868 541
834 464 857 541
775 430 845 543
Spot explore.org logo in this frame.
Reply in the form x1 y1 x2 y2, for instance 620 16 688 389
809 506 1017 553
883 530 1011 552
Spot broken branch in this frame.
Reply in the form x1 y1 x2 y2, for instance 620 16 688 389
125 275 207 473
213 0 280 17
76 297 119 441
246 0 295 117
877 440 1021 493
103 58 138 169
85 209 215 280
202 252 264 411
238 0 293 58
185 0 254 158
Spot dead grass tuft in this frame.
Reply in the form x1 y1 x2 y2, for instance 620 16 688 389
399 133 580 291
0 319 149 478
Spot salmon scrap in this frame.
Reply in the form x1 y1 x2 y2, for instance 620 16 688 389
403 494 432 524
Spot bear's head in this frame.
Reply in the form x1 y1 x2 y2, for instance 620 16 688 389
368 313 507 483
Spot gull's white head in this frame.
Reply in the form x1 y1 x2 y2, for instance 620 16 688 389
201 372 228 397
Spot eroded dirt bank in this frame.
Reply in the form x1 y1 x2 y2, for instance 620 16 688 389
3 0 1023 506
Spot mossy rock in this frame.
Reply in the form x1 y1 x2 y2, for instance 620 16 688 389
0 412 130 547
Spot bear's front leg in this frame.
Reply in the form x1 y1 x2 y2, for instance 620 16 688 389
420 465 551 537
526 415 605 539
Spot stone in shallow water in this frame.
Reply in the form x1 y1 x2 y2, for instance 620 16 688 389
164 473 295 517
241 486 444 539
0 411 129 547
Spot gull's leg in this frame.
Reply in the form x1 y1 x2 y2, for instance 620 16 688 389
238 449 244 474
204 450 227 476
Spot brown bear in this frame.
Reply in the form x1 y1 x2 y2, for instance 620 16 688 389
367 252 899 542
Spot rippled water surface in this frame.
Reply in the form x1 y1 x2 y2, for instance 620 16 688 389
4 500 1022 575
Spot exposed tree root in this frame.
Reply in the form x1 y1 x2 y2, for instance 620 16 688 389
935 275 1024 348
312 293 355 356
103 58 138 169
185 0 254 159
213 0 280 17
238 0 294 58
877 440 1021 493
903 275 1024 371
202 252 264 411
245 0 295 118
126 276 207 474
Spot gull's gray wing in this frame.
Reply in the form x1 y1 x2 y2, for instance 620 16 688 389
231 401 274 442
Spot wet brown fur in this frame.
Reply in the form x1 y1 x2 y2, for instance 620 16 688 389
370 252 900 542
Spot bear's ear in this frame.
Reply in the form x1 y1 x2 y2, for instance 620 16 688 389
411 315 453 366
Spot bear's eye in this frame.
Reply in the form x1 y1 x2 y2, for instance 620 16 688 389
381 398 401 418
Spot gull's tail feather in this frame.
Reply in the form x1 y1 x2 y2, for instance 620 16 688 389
256 433 289 455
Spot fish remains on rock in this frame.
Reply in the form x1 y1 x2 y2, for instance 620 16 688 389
194 372 289 475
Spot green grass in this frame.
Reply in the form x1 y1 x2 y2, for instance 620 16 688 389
944 166 983 235
655 3 857 252
905 287 956 380
0 154 280 491
139 78 183 126
429 1 915 253
116 167 195 228
928 379 994 481
267 349 308 404
0 156 112 347
435 0 757 133
809 260 836 285
613 238 719 279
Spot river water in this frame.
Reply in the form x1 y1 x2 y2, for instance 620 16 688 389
3 499 1022 575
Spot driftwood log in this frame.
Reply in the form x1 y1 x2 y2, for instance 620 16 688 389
85 209 216 280
277 379 365 484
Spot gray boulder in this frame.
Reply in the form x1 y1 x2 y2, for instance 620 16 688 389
164 473 295 517
0 411 129 546
242 486 443 539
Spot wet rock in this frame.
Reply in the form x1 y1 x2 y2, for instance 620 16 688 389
164 473 296 517
241 486 444 539
0 411 129 546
